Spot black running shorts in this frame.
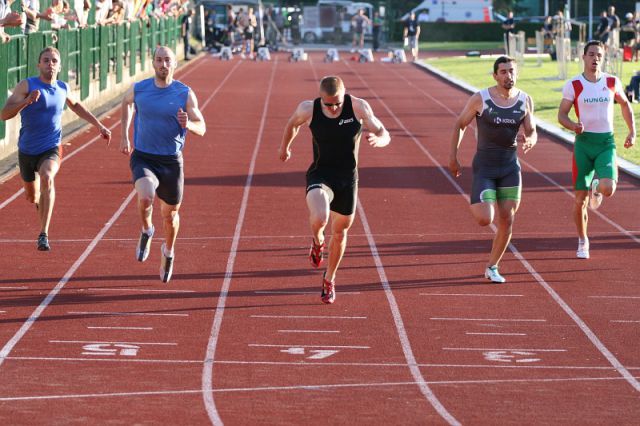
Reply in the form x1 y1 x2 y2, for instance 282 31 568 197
130 150 184 206
18 146 61 182
306 175 358 216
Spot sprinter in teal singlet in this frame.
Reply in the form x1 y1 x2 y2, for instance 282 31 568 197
120 46 206 283
449 56 537 283
279 76 390 304
1 46 111 251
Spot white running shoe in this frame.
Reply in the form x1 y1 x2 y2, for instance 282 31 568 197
589 178 603 210
576 239 590 259
484 265 506 283
159 243 174 283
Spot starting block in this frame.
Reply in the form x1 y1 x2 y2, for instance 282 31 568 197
392 49 407 63
256 47 271 61
324 48 340 62
289 48 308 62
220 46 233 61
358 49 374 63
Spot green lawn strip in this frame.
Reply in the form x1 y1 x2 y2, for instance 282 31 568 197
423 55 640 165
419 41 504 51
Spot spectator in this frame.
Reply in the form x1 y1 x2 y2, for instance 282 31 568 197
627 71 640 102
402 11 420 61
94 0 111 24
596 10 610 42
502 10 515 35
350 8 370 51
22 0 50 34
542 15 553 40
242 6 256 57
181 7 194 59
372 10 382 52
225 3 235 46
1 0 23 43
102 0 124 25
608 5 621 32
553 10 571 39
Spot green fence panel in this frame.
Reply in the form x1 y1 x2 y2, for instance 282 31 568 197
80 27 91 100
140 21 148 71
0 42 8 139
116 24 124 84
149 18 158 51
130 21 140 77
0 36 28 139
57 28 70 83
26 32 45 78
99 25 109 91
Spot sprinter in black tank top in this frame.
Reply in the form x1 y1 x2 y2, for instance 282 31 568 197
279 76 390 304
448 56 537 284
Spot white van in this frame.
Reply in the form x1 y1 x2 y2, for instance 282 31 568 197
302 0 374 43
404 0 493 23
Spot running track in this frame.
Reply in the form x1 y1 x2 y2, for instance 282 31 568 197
0 52 639 424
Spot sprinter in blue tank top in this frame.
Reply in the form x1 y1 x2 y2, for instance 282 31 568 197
1 46 111 251
120 46 206 284
279 76 390 304
448 56 537 284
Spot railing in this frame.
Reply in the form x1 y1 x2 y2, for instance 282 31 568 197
0 16 180 139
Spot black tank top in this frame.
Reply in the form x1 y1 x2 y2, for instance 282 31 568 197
476 89 527 151
308 94 362 181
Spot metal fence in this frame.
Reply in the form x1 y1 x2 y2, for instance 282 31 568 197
0 16 180 140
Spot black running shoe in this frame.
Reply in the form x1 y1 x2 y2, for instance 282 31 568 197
37 232 50 251
159 243 174 283
136 230 153 262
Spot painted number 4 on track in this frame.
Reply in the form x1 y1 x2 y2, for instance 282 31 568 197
281 347 339 360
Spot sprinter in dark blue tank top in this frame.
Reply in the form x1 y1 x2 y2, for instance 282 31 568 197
448 56 537 284
120 46 206 284
279 76 390 304
1 46 111 251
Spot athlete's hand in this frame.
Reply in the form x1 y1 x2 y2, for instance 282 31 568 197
177 107 188 129
99 125 112 145
574 121 584 135
25 90 40 105
279 145 291 162
518 133 536 154
120 139 132 155
624 132 636 149
367 132 390 147
448 157 461 178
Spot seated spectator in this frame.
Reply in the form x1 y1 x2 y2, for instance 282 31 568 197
627 71 640 102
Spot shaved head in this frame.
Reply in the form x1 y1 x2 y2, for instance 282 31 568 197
319 76 345 96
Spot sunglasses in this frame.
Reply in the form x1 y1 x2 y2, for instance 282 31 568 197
323 101 343 107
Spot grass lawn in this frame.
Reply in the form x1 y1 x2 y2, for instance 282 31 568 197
419 41 503 51
422 54 640 165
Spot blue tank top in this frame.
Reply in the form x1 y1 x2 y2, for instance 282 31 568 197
18 77 68 155
133 78 190 156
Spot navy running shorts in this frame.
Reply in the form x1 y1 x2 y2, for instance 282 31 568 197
470 149 522 204
130 150 184 206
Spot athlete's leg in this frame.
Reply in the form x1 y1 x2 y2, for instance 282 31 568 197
595 178 616 197
324 211 355 283
135 177 158 232
470 202 495 227
306 186 332 246
574 190 589 239
37 158 60 235
160 200 180 255
488 199 519 267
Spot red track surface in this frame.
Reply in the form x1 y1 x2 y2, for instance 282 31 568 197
0 52 639 425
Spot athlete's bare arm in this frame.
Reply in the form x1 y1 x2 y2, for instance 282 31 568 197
120 84 136 155
352 96 390 148
449 92 482 177
179 89 206 136
557 99 583 134
518 95 537 154
0 80 38 121
279 100 313 162
66 92 111 144
614 90 636 149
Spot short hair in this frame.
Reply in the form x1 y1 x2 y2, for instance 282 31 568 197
153 45 175 60
39 46 60 62
584 40 605 55
319 76 344 96
493 56 516 74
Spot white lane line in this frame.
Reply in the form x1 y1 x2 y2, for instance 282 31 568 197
50 340 176 346
431 317 546 322
0 190 136 369
611 320 640 323
249 344 369 349
589 296 640 300
82 287 196 294
202 57 277 426
277 330 340 334
8 355 637 371
254 290 361 295
343 62 461 426
2 375 637 402
87 326 153 331
443 347 567 352
421 293 523 297
68 311 189 317
251 315 367 320
0 286 28 290
466 332 527 336
0 311 6 314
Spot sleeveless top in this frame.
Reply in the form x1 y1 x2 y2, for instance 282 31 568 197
308 94 362 182
561 73 621 134
18 77 68 155
476 88 527 151
133 78 190 156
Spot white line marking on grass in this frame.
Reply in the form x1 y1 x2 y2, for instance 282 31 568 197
87 327 153 331
421 293 523 297
50 340 176 346
68 311 189 317
431 317 546 322
251 315 367 319
277 330 340 334
249 344 369 349
2 376 637 402
390 66 640 393
466 332 527 336
202 57 277 426
0 190 136 369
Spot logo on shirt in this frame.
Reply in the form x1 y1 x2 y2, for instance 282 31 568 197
583 96 609 103
494 116 517 125
339 118 354 126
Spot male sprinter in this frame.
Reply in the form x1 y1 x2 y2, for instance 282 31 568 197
558 40 635 259
120 46 206 283
279 76 390 304
1 46 111 251
449 56 537 283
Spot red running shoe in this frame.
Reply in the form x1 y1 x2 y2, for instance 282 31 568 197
309 239 325 268
321 273 335 304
